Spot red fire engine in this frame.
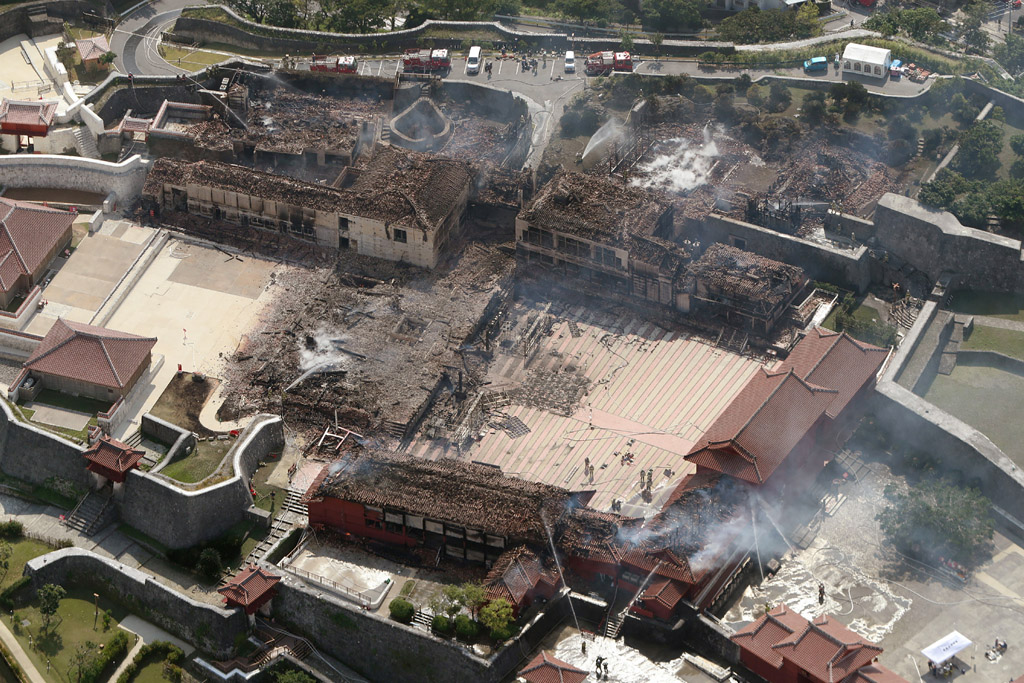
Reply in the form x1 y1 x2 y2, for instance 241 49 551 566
402 48 452 73
310 55 359 73
585 51 633 76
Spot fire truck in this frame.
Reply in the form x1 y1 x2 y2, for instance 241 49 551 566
585 51 633 76
310 55 359 73
402 48 452 73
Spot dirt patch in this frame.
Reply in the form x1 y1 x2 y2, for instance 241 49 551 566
150 373 221 437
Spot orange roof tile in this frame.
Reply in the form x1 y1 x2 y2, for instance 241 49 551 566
844 664 910 683
25 319 156 390
217 565 281 607
0 100 57 129
83 436 145 474
519 652 589 683
685 369 836 484
780 327 888 419
76 36 110 62
0 198 73 294
733 605 887 683
485 547 559 605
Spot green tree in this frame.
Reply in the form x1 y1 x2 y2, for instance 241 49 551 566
388 597 415 623
619 29 635 52
274 668 316 683
949 92 979 124
919 168 973 209
98 51 117 66
959 0 990 54
994 33 1024 74
650 32 664 60
865 8 947 43
479 598 514 639
324 0 391 31
196 547 222 581
70 641 97 683
800 91 828 124
0 540 11 582
954 120 1005 179
1010 134 1024 157
642 0 702 32
554 0 612 24
266 0 299 26
876 478 994 566
227 0 270 23
767 82 791 113
793 1 819 37
37 583 66 633
460 582 487 619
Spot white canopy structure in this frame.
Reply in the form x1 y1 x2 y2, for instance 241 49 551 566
841 43 892 78
921 631 972 664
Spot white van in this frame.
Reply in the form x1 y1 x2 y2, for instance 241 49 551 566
565 50 575 73
467 46 482 74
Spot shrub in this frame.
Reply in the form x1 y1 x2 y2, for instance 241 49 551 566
388 598 415 624
454 614 479 641
80 630 130 683
0 576 30 610
432 613 453 634
195 547 222 581
0 521 23 540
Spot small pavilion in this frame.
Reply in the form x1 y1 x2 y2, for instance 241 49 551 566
218 565 281 615
83 436 145 484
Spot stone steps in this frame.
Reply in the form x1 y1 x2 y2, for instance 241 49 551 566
73 127 101 159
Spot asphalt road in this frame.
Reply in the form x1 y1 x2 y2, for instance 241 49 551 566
111 0 191 76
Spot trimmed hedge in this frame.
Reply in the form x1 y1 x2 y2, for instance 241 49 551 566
431 614 453 635
81 631 130 683
454 614 479 641
116 641 184 683
0 576 31 610
0 521 23 540
388 598 414 624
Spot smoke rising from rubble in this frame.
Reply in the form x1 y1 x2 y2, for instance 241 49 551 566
633 123 719 195
285 325 352 392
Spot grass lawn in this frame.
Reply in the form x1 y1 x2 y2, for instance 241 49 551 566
949 290 1024 322
2 539 54 592
65 28 103 40
962 324 1024 361
10 587 129 683
822 297 878 331
133 659 169 682
158 45 228 70
159 439 232 484
924 364 1024 468
250 456 286 514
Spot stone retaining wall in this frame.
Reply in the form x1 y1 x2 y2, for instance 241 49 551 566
25 548 246 657
691 214 871 292
141 413 197 475
0 399 88 488
117 415 283 549
0 155 149 209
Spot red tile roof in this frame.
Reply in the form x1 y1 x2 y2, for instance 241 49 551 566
638 577 685 611
76 36 110 62
217 565 281 607
83 436 145 474
485 546 559 605
519 652 589 683
779 327 888 419
0 197 73 294
0 100 57 129
685 368 836 484
685 328 885 485
25 319 157 390
733 604 888 683
844 664 909 683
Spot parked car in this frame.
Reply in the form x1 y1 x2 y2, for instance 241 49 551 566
803 56 828 72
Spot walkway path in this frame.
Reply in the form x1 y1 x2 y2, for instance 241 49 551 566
0 618 46 683
972 315 1024 333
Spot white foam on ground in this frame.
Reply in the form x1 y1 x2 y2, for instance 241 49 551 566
552 633 690 683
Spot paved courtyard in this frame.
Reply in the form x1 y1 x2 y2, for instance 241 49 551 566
721 458 1024 682
104 236 281 435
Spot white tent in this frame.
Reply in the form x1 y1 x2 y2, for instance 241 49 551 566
841 43 892 78
921 631 973 664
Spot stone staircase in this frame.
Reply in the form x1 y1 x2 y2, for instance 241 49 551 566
64 490 117 536
73 128 101 159
240 515 297 567
411 609 433 631
380 121 391 144
279 489 307 516
604 608 627 639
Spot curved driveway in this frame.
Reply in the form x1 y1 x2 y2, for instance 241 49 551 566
111 0 192 75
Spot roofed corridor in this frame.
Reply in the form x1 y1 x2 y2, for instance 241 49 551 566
408 304 762 514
